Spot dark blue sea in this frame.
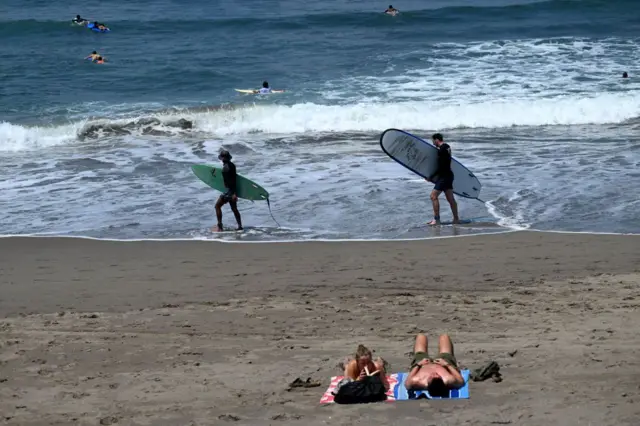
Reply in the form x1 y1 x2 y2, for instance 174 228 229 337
1 0 639 240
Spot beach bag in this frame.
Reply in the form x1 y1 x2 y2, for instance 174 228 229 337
332 375 387 404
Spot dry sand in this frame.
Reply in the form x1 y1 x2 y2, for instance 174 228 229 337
1 231 639 425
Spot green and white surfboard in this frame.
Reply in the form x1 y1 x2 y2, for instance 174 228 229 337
191 164 269 202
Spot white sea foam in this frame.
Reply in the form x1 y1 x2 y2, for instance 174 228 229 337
192 93 640 134
0 121 82 152
4 92 640 152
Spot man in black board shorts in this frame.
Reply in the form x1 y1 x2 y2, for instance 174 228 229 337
214 149 243 232
426 133 459 226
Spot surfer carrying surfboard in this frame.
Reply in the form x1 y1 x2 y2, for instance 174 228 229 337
426 133 459 226
214 150 243 232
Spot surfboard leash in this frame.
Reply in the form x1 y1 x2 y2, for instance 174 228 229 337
266 198 281 228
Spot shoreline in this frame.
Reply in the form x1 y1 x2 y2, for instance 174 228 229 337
0 227 638 244
1 230 639 425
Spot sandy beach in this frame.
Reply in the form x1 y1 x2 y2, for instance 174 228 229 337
1 231 639 425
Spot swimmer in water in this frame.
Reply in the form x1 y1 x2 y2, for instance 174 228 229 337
90 21 108 30
384 5 399 15
95 56 105 64
72 15 88 25
253 81 272 94
623 72 629 78
85 51 99 61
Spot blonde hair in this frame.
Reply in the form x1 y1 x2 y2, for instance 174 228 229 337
355 344 372 361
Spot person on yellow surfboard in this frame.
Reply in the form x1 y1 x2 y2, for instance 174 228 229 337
251 81 286 94
253 81 272 94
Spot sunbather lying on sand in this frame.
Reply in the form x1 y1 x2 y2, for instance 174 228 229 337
343 344 389 390
405 333 465 396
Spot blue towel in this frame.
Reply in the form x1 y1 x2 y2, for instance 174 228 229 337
393 369 470 400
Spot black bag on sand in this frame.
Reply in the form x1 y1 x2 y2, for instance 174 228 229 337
332 375 387 404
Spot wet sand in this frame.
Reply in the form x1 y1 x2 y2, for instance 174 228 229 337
1 231 639 425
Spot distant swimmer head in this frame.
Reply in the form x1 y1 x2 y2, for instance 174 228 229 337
262 81 269 88
92 50 97 54
432 133 444 146
389 5 393 8
623 72 628 78
218 149 232 162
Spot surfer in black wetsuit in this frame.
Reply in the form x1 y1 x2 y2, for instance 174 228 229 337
384 5 399 14
73 15 88 25
426 133 459 226
215 149 243 232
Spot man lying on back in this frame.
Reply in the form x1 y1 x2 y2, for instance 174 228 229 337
405 332 465 397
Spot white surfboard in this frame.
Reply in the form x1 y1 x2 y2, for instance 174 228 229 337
379 128 482 200
234 89 285 94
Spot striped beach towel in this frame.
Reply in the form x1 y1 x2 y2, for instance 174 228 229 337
320 370 470 404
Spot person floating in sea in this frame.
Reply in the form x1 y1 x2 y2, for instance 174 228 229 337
405 333 465 396
253 81 272 94
384 5 399 15
426 133 459 226
85 51 100 61
85 52 106 63
214 149 243 232
89 21 109 31
622 71 629 78
72 15 88 25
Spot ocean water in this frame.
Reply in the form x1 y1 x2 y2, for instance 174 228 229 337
1 0 639 241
